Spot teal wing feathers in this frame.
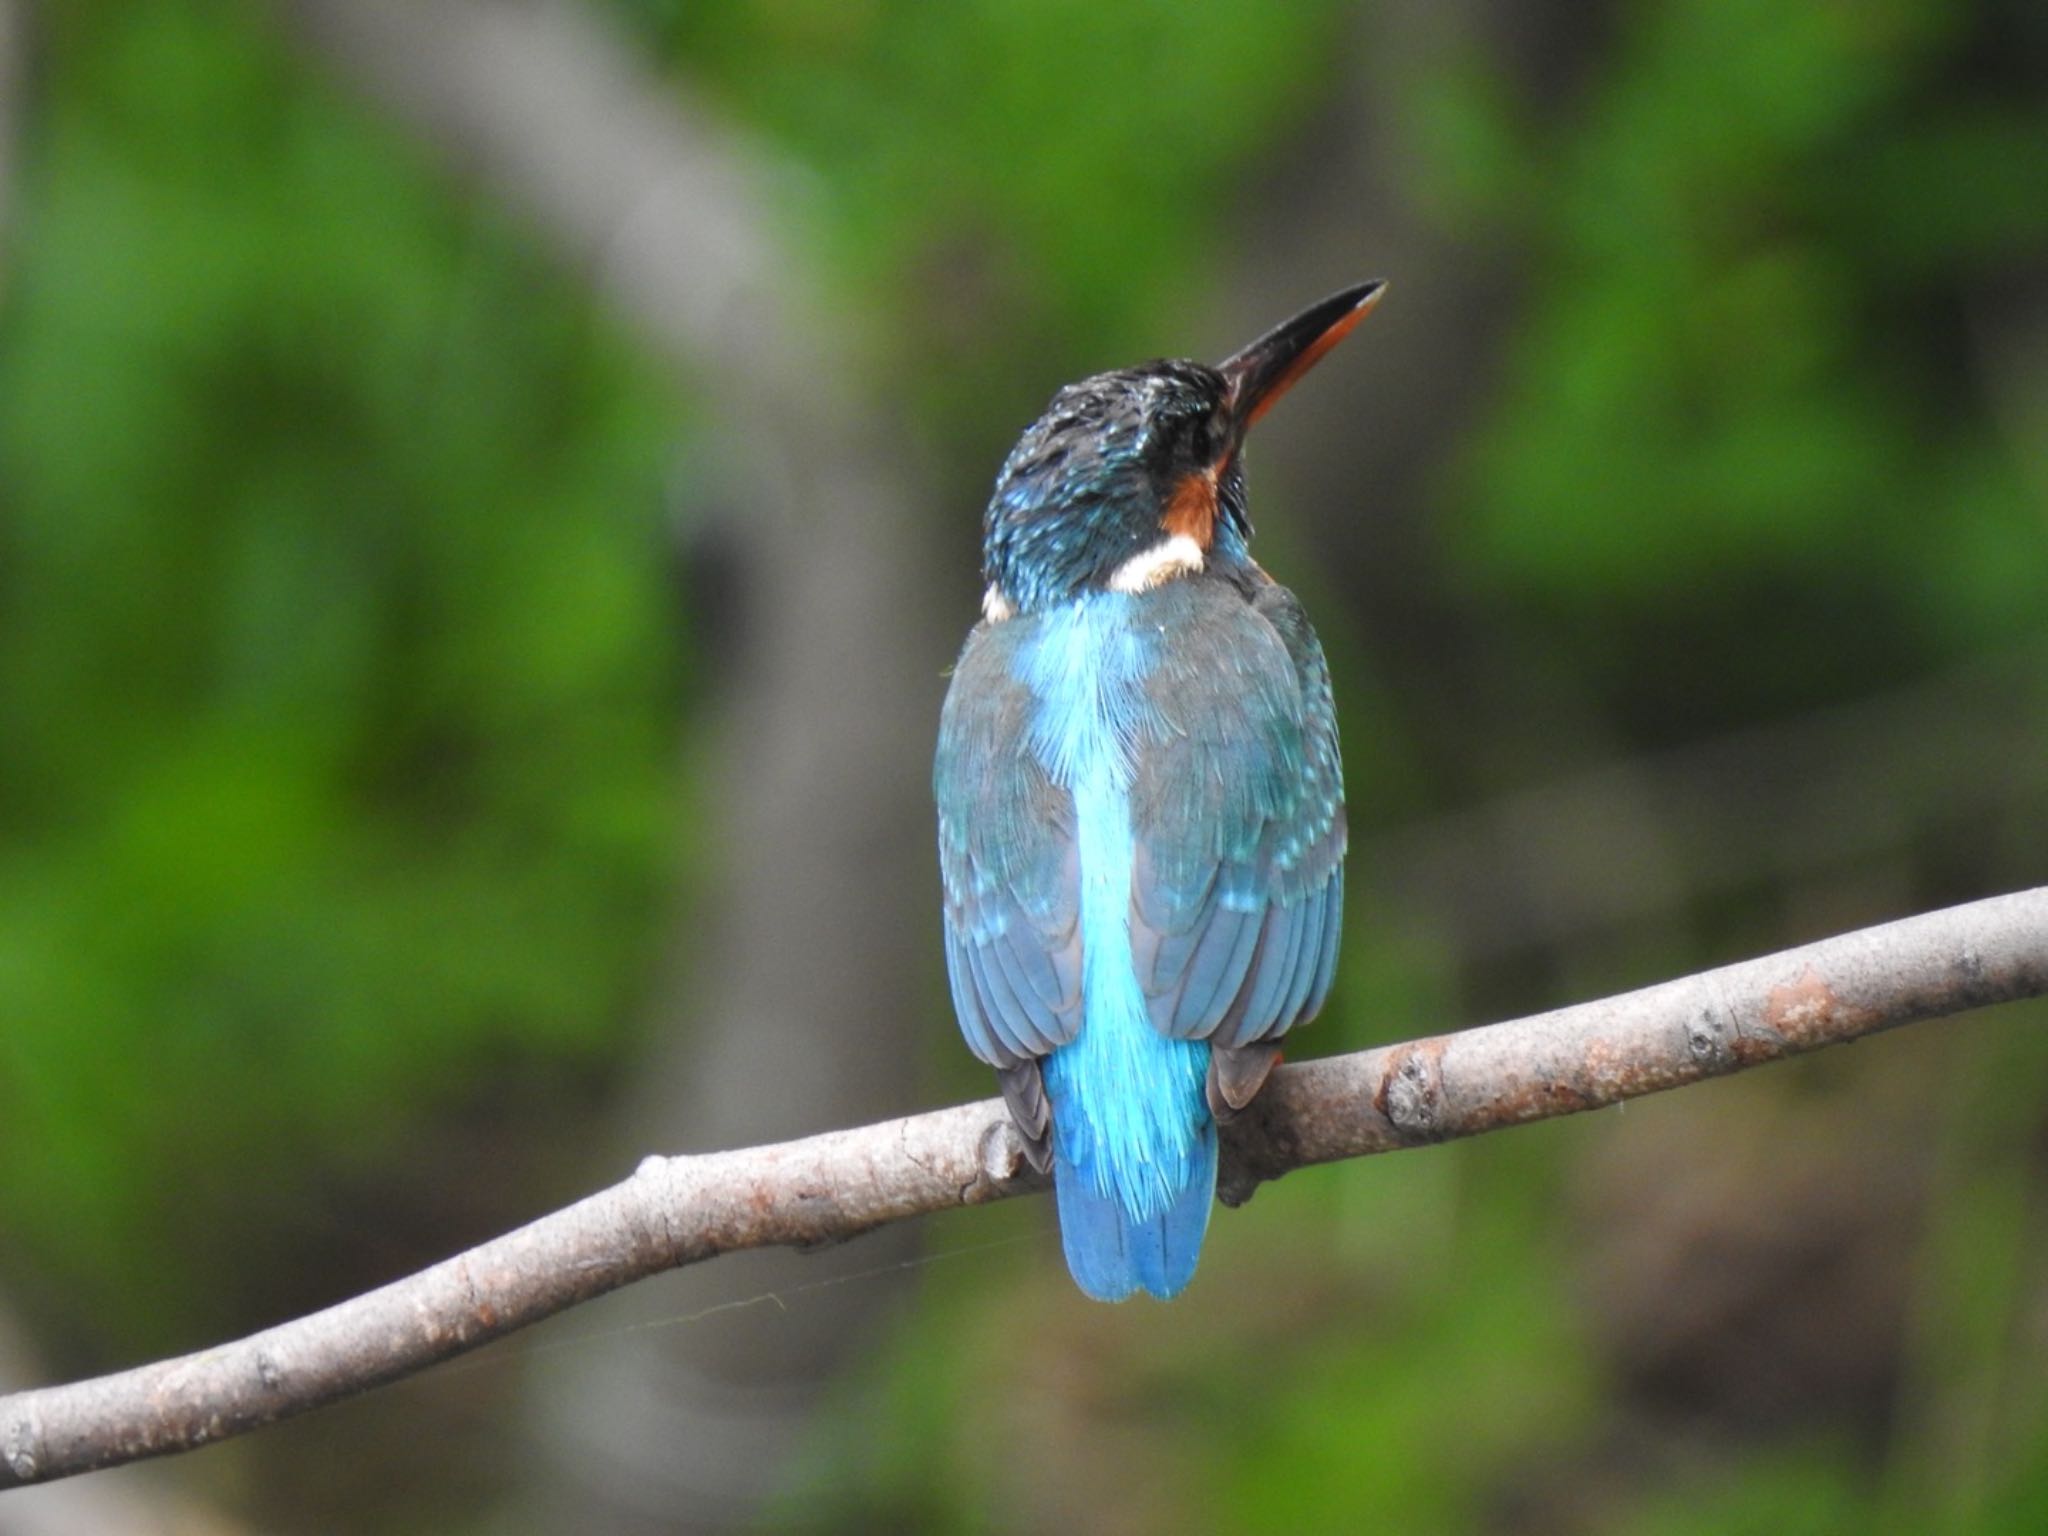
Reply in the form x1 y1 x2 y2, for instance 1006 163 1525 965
934 616 1082 1167
1127 572 1345 1106
936 568 1345 1162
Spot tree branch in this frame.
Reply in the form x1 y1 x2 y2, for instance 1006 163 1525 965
4 888 2045 1489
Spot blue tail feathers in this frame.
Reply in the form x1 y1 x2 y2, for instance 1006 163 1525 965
1040 1001 1216 1301
1022 596 1222 1299
1051 1111 1217 1302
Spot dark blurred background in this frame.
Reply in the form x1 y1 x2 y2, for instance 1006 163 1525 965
1 1 2045 1532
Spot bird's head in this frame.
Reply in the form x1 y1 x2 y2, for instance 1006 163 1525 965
980 281 1383 619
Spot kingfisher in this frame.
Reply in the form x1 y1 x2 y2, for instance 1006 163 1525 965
934 282 1380 1300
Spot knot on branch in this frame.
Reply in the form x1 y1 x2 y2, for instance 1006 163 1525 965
4 1410 39 1483
973 1118 1029 1193
1685 1000 1738 1071
1377 1041 1446 1141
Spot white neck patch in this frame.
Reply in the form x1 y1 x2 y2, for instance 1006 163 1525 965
982 584 1016 624
1108 533 1206 594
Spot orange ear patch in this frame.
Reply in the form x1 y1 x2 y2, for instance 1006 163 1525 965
1164 467 1218 547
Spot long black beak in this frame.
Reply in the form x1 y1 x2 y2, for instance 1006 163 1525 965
1218 280 1385 431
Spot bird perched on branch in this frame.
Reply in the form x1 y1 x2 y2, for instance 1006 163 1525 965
935 282 1380 1300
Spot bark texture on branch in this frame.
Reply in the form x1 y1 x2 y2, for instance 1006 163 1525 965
4 887 2045 1490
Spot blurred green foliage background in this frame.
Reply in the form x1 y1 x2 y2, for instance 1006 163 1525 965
0 1 2043 1532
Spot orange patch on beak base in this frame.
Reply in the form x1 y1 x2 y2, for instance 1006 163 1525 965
1219 280 1386 432
1240 291 1377 428
1163 466 1219 547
